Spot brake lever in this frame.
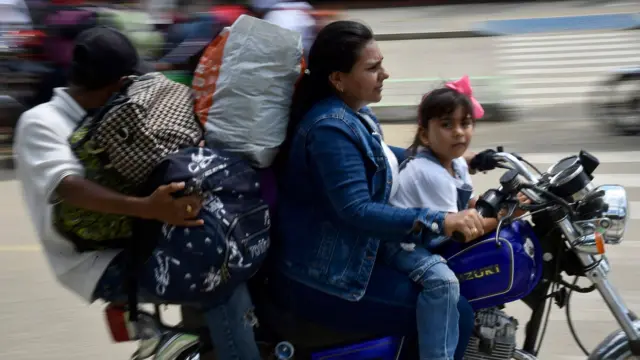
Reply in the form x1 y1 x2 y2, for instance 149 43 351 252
494 201 520 246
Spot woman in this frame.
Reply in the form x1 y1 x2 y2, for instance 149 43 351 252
273 20 489 360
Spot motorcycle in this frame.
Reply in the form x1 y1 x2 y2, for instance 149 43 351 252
103 149 637 360
592 67 640 135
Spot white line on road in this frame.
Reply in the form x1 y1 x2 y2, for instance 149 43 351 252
505 96 595 106
510 86 593 96
498 37 639 48
502 57 640 68
502 66 626 75
509 77 603 85
500 32 638 42
501 50 640 61
499 43 634 54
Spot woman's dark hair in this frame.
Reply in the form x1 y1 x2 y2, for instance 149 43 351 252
407 87 474 156
290 21 373 122
276 21 374 168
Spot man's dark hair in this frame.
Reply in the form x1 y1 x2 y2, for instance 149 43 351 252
68 26 148 90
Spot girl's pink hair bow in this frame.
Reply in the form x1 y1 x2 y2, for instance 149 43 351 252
445 75 485 119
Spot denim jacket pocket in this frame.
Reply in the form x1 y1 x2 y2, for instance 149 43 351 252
308 222 339 278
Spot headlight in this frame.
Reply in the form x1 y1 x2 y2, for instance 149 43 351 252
597 184 628 244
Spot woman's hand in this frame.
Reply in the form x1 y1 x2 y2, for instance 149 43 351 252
444 209 485 242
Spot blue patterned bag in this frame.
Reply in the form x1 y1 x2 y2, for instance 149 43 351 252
135 147 271 302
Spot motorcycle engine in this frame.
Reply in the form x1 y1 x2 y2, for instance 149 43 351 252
463 307 518 360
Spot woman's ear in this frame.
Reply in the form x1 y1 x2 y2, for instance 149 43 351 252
328 71 343 93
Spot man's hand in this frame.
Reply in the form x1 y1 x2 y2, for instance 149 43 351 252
143 182 204 227
444 209 485 242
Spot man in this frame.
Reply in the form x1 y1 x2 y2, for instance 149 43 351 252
14 26 260 360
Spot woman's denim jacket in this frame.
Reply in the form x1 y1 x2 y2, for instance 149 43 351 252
275 96 448 301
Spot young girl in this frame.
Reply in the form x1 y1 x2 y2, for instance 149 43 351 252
382 75 513 360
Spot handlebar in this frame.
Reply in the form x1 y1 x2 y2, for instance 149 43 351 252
493 152 540 183
450 151 540 243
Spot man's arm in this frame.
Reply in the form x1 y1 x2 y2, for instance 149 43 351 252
56 176 150 219
14 115 202 225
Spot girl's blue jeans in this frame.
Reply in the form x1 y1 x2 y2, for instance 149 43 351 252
381 243 465 360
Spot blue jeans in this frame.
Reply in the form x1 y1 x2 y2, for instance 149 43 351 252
94 254 260 360
382 243 463 360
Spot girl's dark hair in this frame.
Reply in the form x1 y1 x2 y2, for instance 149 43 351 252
407 87 474 155
276 21 374 168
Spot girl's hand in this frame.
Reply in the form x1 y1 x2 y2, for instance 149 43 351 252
498 192 531 218
514 192 531 217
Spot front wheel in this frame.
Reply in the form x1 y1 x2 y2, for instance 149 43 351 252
588 320 640 360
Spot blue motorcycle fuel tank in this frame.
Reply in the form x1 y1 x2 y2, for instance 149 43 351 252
436 220 544 310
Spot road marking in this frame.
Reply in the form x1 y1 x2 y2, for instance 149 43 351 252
501 32 639 42
0 245 41 252
508 77 602 84
499 43 633 54
502 50 640 61
502 66 629 75
502 57 640 68
510 86 593 96
498 37 638 47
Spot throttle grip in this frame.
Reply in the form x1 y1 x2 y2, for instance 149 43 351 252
452 231 466 242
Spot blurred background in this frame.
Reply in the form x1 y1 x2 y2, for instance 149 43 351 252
1 0 640 359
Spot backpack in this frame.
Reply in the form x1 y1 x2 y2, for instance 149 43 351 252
134 146 271 302
53 72 203 252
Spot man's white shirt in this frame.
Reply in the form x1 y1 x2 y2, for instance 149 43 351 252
14 88 121 302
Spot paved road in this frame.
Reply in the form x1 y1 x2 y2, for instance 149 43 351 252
375 37 500 107
370 32 640 119
1 118 640 359
496 30 640 108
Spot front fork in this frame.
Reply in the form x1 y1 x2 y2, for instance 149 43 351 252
558 217 640 357
558 217 640 356
521 217 640 358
